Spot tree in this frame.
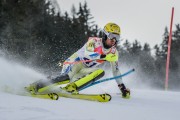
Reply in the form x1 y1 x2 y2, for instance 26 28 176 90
143 43 151 55
160 27 169 59
130 40 142 55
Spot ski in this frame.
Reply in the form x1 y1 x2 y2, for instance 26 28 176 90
25 93 59 100
32 93 59 100
57 92 111 102
24 86 111 102
26 92 111 102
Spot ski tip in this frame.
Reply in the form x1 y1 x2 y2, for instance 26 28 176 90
105 93 112 101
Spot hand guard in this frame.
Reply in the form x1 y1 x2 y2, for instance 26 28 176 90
100 53 118 62
118 83 130 99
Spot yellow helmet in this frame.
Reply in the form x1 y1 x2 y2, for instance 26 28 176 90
103 23 121 35
102 23 121 48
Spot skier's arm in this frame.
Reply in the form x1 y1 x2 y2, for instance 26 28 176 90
110 53 123 85
110 51 130 98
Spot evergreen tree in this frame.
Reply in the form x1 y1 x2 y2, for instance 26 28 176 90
143 43 151 55
139 43 157 86
154 44 160 57
172 24 180 55
160 27 169 58
130 40 142 55
168 24 180 88
123 40 131 53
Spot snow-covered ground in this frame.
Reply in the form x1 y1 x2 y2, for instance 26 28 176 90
0 56 180 120
1 90 180 120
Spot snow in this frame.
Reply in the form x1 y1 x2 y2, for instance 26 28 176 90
1 90 180 120
0 57 180 120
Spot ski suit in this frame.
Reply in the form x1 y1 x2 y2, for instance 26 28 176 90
61 37 123 89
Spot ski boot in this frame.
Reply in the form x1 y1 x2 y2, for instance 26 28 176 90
25 74 70 94
25 80 47 94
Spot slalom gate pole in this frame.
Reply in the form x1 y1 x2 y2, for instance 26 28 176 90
80 68 135 91
165 7 174 90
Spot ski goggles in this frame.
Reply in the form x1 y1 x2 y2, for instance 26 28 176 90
107 33 120 41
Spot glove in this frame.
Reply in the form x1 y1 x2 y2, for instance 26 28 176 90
100 53 118 62
118 83 130 99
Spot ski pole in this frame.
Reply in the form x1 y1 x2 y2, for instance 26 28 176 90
80 68 135 91
63 59 105 65
58 54 118 66
58 59 105 66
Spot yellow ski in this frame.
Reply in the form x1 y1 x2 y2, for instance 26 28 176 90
27 93 59 100
57 93 111 102
6 91 59 100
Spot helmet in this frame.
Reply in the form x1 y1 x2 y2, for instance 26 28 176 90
103 23 121 35
102 23 121 48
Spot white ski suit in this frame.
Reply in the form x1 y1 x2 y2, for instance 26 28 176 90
61 37 123 86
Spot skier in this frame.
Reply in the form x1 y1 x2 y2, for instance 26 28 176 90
26 22 130 99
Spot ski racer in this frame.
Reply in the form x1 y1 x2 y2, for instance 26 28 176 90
26 22 130 99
